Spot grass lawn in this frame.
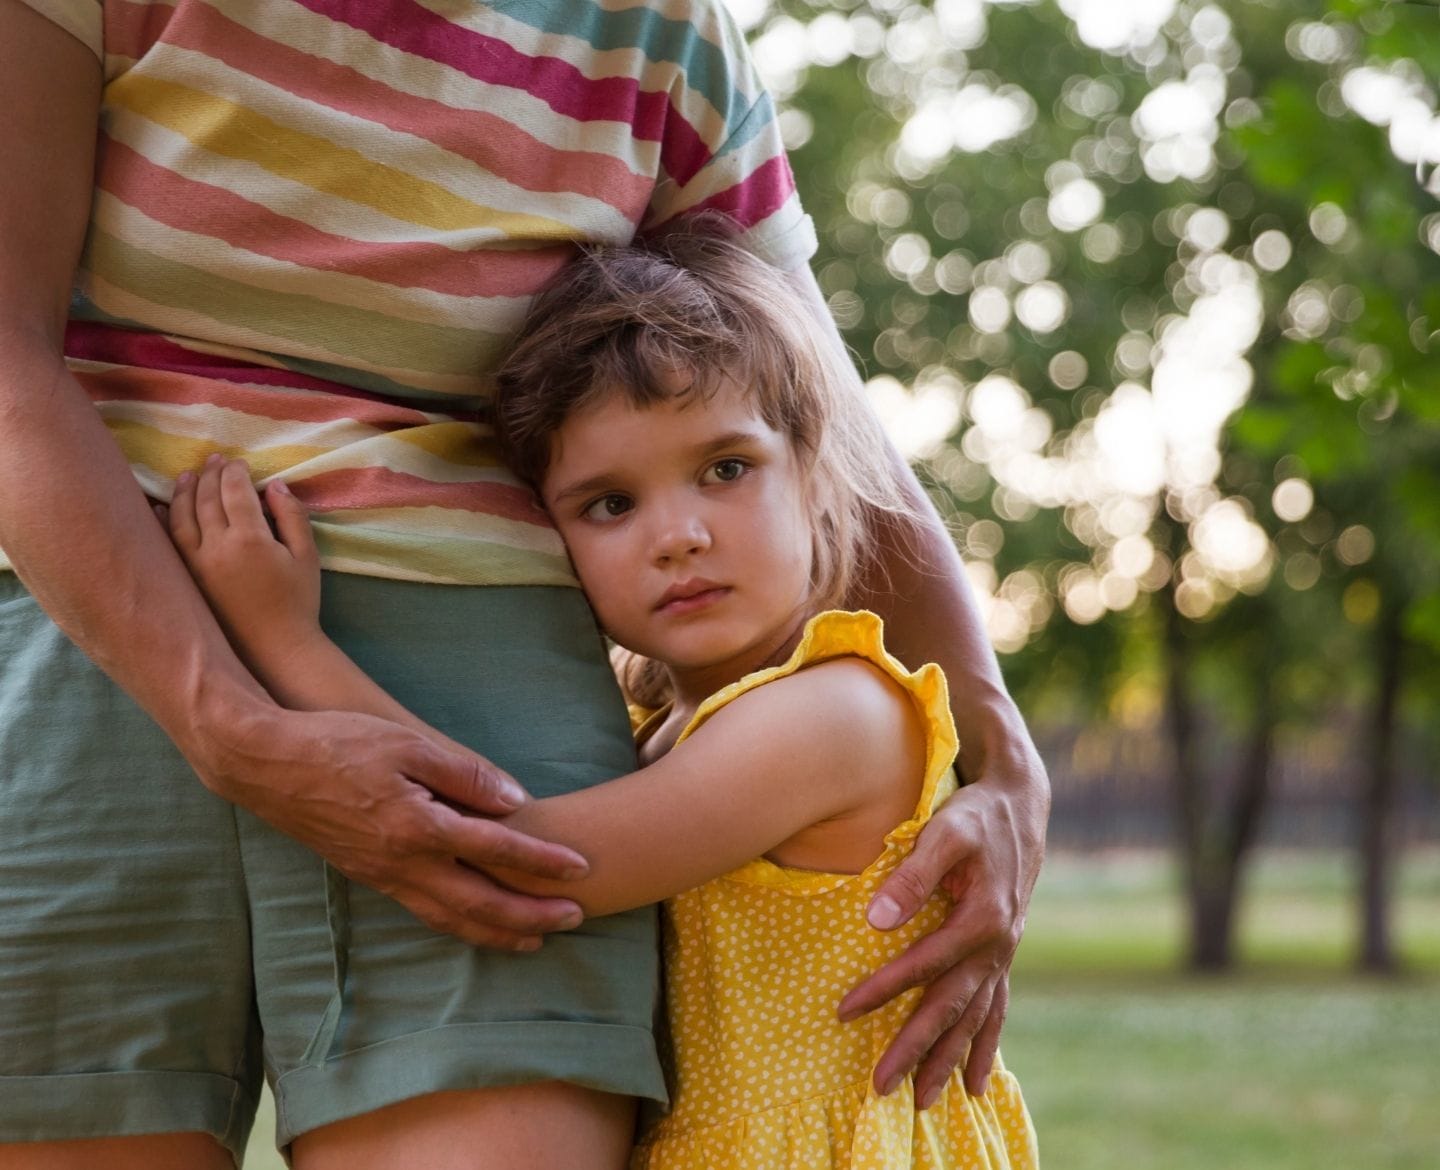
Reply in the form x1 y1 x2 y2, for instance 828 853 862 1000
1002 849 1440 1170
243 849 1440 1169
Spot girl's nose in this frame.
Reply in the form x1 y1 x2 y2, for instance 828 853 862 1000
651 509 711 563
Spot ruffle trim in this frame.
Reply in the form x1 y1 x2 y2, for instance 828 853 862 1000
634 1067 1034 1170
676 610 959 895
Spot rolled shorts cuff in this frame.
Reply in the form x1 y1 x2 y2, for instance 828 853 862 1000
273 1020 668 1145
0 1069 256 1164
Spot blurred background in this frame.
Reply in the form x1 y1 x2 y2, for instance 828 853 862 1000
247 1 1439 1166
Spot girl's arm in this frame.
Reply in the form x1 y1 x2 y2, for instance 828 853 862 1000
168 460 926 916
0 5 584 953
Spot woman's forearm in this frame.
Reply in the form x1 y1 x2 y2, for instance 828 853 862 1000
0 17 273 766
857 489 1048 812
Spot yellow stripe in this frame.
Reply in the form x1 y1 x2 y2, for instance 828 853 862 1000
387 422 506 468
105 418 330 479
108 74 575 238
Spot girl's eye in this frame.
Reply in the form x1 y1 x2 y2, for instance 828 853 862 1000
582 493 633 521
704 458 748 484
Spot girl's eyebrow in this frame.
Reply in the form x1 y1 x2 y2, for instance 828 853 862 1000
691 427 770 458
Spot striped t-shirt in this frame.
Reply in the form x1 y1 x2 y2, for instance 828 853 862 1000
12 0 816 585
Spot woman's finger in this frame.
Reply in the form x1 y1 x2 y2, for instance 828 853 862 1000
954 973 1007 1098
394 862 576 950
867 799 980 931
868 959 992 1097
914 970 1000 1106
839 903 979 1021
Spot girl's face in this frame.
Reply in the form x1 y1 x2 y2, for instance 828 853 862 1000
540 372 816 699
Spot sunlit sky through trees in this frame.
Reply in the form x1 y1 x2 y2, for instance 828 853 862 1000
721 0 1440 658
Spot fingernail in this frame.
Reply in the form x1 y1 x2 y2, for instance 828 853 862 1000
514 937 541 953
918 1084 940 1110
868 894 903 930
561 862 589 881
495 780 526 809
976 1075 990 1098
878 1072 901 1097
206 453 222 465
177 471 194 486
271 479 292 496
559 909 584 930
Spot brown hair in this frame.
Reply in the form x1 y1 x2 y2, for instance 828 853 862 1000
494 221 917 703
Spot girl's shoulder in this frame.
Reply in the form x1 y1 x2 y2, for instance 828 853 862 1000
682 610 960 877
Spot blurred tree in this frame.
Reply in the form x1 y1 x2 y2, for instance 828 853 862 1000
753 0 1440 968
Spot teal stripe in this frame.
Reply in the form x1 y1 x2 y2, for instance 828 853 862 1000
500 0 754 137
712 89 776 158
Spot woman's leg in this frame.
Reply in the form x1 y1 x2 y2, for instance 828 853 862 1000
292 1084 634 1170
0 1134 232 1170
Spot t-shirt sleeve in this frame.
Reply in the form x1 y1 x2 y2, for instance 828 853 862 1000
15 0 103 60
643 2 817 273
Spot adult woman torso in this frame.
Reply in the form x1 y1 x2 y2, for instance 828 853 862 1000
0 2 813 1166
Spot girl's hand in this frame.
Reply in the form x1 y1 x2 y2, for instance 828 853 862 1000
167 456 323 689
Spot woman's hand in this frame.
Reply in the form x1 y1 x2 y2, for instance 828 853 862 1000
192 699 591 951
838 749 1048 1105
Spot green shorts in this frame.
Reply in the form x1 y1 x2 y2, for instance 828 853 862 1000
0 573 662 1163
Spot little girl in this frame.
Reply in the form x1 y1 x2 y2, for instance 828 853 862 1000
167 230 1038 1170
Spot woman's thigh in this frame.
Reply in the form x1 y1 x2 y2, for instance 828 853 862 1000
0 1134 232 1170
292 1083 634 1170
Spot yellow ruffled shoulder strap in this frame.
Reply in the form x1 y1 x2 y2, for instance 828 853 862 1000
675 610 960 824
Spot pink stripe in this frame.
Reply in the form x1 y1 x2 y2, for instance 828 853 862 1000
105 0 175 61
683 156 798 232
297 466 551 526
72 338 441 429
166 6 653 212
294 0 715 185
95 140 576 300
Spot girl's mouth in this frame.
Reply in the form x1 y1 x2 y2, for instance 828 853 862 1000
655 584 731 615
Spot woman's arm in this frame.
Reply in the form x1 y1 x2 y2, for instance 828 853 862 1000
0 1 588 952
783 264 1050 1102
166 459 925 916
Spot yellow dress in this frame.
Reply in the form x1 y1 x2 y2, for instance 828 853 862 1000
630 610 1039 1170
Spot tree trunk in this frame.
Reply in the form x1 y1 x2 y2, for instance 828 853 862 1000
1163 582 1221 968
1186 639 1276 971
1163 582 1277 972
1358 590 1403 973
